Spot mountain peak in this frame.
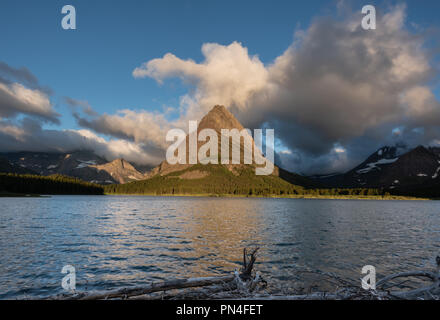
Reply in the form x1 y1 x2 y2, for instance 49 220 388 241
146 104 269 177
105 158 135 170
91 158 144 183
198 105 244 133
212 104 228 113
375 146 398 159
110 158 125 164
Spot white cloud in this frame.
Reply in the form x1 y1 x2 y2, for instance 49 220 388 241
0 120 162 166
0 82 59 122
133 42 268 118
75 109 182 150
128 4 440 173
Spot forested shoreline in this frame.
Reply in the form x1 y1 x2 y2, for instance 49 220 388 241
0 168 432 200
0 173 104 195
104 165 391 198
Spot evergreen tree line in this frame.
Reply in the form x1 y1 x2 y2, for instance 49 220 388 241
0 167 407 198
104 165 387 197
0 173 104 195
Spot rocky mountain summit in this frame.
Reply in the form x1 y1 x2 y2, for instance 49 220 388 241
145 105 313 187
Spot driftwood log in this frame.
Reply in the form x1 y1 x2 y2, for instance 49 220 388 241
250 256 440 300
47 248 263 300
46 251 440 300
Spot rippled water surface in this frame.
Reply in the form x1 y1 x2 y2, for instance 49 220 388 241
1 196 439 298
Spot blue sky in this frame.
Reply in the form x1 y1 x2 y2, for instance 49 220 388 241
1 0 440 173
1 0 438 129
2 0 321 128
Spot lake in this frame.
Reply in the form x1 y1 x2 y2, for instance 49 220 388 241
0 196 439 299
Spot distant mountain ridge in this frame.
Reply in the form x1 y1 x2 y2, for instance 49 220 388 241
0 151 147 184
0 156 36 175
0 105 314 189
312 145 440 196
3 104 440 198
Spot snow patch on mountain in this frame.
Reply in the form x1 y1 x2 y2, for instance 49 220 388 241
432 161 440 179
356 158 399 174
75 159 97 169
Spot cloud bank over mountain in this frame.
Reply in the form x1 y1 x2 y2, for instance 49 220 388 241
129 4 440 173
1 4 439 174
0 64 162 166
0 118 162 165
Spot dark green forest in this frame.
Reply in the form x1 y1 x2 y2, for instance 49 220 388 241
0 173 104 195
0 166 418 198
104 164 386 197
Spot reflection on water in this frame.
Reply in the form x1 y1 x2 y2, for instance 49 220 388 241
0 196 439 298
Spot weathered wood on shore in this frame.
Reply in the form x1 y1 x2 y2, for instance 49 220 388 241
288 257 440 300
48 248 262 300
46 251 440 300
64 275 236 300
